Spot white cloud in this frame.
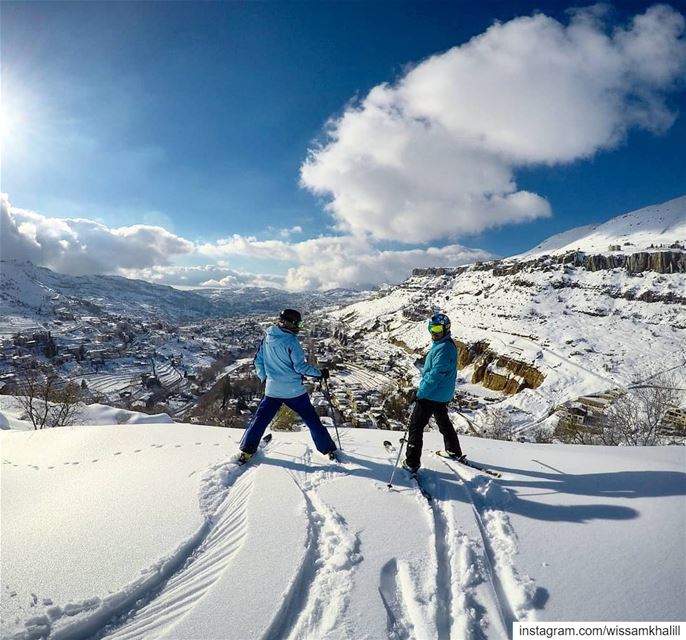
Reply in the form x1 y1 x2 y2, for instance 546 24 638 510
3 194 491 291
119 264 287 289
1 193 194 275
268 225 304 238
197 235 298 261
284 236 493 290
195 232 493 290
300 4 686 242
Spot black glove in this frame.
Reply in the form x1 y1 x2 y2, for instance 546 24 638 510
320 368 330 380
408 389 417 403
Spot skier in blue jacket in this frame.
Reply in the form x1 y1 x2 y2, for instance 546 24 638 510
237 309 337 462
404 312 464 472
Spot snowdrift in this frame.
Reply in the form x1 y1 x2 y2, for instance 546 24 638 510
2 422 684 640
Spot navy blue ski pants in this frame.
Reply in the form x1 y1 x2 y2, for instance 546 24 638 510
240 393 336 455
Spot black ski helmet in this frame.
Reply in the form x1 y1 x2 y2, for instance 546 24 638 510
279 309 302 325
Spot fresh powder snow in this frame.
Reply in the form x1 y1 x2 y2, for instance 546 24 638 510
1 402 684 640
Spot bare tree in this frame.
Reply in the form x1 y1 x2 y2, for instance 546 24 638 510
478 406 515 441
601 375 684 446
15 369 51 430
49 382 83 426
531 426 554 444
553 417 600 445
15 370 83 429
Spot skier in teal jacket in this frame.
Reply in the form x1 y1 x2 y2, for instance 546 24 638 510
404 313 464 472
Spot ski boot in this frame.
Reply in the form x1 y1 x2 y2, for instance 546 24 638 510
235 450 253 465
402 459 419 476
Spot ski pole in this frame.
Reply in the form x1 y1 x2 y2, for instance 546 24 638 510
323 377 342 450
387 429 409 489
388 397 416 488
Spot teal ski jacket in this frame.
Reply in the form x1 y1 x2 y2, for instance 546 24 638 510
417 333 457 403
254 325 322 398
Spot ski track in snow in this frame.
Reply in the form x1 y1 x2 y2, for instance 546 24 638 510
100 460 260 640
385 433 535 640
438 459 539 634
264 445 362 640
378 558 414 640
384 444 497 640
6 435 539 640
17 445 273 640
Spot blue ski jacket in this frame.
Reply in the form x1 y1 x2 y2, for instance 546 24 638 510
254 325 322 398
417 333 457 403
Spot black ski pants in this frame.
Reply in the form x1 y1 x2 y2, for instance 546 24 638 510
406 399 462 469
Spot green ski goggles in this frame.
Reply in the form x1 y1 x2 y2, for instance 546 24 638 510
428 323 446 334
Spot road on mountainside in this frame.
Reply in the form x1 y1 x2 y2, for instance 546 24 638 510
335 362 397 390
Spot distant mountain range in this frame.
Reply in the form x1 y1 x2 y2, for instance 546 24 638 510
0 260 368 324
1 196 684 335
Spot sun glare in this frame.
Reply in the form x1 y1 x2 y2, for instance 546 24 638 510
0 100 24 141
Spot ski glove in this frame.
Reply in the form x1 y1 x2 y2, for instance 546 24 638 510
408 389 417 403
320 368 330 380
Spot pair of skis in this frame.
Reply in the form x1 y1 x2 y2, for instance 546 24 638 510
384 440 433 502
383 439 501 479
435 449 502 478
383 438 502 502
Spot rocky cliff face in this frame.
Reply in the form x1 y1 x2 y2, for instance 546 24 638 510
454 339 545 395
413 249 686 279
576 250 686 274
411 266 469 277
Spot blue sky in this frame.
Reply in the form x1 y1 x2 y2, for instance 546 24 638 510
2 1 685 290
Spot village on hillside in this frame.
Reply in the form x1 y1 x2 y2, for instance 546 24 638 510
2 295 685 446
0 311 418 430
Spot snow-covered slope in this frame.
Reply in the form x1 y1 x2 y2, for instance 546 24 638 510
1 417 684 640
521 195 686 257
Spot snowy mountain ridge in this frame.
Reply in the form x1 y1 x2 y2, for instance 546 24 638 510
0 260 217 323
519 195 686 258
0 260 368 326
